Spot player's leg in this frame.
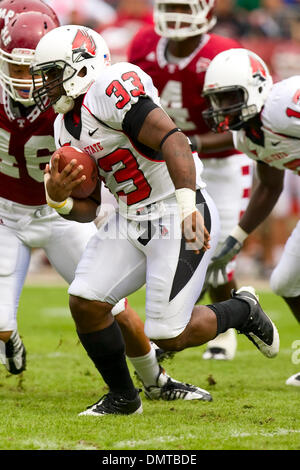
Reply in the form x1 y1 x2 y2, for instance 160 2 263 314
43 209 156 397
201 154 253 360
141 191 279 359
67 213 146 415
269 221 300 387
114 300 212 401
0 223 30 374
154 286 279 361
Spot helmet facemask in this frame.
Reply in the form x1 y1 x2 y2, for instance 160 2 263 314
0 49 39 105
30 61 78 113
154 0 216 41
202 87 254 132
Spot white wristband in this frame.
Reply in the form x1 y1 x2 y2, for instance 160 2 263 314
230 225 249 244
44 173 74 215
175 188 196 221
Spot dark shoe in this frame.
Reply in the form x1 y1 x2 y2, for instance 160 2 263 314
5 330 26 375
233 286 279 358
79 390 143 416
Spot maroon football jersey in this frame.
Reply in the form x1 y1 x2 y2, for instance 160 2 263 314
0 91 56 205
128 26 241 159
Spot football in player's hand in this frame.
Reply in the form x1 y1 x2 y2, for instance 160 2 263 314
51 146 98 199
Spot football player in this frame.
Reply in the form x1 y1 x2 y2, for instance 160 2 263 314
0 3 214 403
202 47 300 387
127 0 254 361
30 24 279 416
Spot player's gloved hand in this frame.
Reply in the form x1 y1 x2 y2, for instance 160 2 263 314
204 225 249 288
205 236 242 287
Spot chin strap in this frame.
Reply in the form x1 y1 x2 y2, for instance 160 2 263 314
53 95 75 114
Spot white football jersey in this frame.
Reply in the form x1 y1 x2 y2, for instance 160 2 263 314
233 76 300 175
54 62 205 220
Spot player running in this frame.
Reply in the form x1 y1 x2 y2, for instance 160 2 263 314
30 24 279 416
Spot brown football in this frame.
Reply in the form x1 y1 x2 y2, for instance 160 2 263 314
51 146 98 199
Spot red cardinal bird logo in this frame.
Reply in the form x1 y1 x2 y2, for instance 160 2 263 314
249 55 267 83
72 29 96 63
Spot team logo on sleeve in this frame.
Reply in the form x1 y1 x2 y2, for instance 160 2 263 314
72 29 96 63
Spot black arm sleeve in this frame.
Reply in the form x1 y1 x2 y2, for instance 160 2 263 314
122 96 160 141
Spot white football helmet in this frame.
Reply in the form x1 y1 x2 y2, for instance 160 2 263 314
30 25 111 113
154 0 216 40
202 48 273 132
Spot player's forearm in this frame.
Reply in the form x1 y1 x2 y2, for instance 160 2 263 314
190 131 234 153
238 181 283 234
162 132 197 190
61 198 99 223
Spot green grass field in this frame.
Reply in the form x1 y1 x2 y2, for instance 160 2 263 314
0 284 299 450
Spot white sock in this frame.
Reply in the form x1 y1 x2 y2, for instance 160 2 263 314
128 345 160 387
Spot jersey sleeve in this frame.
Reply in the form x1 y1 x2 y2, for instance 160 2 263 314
232 129 251 156
83 62 161 131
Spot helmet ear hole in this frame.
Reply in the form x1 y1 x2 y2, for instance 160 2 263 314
78 66 87 78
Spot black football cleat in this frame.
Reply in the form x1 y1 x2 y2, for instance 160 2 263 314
78 390 143 416
233 286 279 358
5 330 26 375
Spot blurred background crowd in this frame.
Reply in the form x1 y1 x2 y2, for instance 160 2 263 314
28 0 300 281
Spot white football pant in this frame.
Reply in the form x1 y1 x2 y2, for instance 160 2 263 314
69 190 220 340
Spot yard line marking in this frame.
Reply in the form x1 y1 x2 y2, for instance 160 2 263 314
115 433 197 448
29 352 79 359
230 428 300 438
20 439 98 450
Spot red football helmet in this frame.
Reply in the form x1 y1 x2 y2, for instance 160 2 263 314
0 0 59 30
0 11 58 104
